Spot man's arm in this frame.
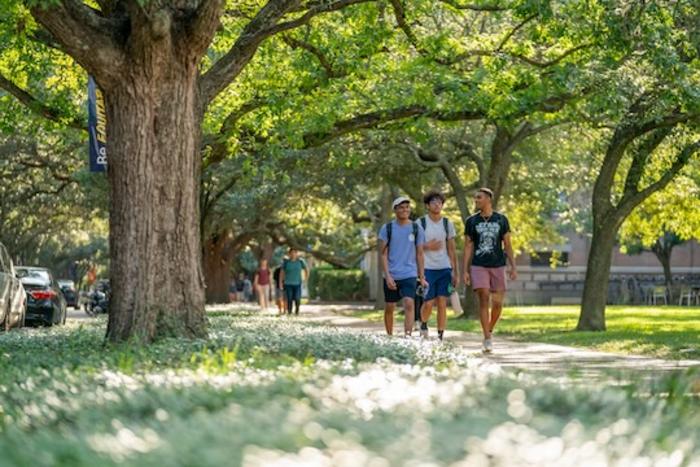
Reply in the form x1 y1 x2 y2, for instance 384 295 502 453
462 236 473 285
447 237 459 286
253 273 259 288
416 244 428 288
503 233 518 280
302 262 308 282
381 240 396 289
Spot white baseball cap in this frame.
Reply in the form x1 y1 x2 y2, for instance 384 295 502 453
392 196 411 209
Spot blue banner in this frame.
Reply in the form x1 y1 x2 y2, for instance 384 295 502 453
88 76 107 172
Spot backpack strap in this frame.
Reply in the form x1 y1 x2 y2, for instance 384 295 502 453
384 222 393 252
385 221 419 250
421 216 449 241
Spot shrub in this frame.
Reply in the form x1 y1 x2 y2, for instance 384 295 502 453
308 268 369 301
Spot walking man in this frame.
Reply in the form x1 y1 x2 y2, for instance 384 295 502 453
280 248 307 316
419 190 458 341
463 187 517 353
378 196 428 336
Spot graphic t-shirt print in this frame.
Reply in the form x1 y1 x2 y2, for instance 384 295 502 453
466 212 510 268
475 222 500 258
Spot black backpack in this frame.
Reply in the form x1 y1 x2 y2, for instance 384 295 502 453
419 216 450 241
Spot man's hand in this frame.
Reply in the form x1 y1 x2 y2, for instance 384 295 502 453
463 272 471 286
420 276 428 289
386 275 397 290
424 239 442 251
451 272 459 288
508 268 518 281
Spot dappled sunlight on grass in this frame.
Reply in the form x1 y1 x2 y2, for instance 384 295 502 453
335 305 700 359
443 306 700 360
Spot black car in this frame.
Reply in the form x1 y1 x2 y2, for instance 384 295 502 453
16 267 67 326
57 280 79 308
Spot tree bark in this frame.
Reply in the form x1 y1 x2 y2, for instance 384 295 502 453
652 238 675 302
203 234 234 305
105 61 206 343
577 223 618 331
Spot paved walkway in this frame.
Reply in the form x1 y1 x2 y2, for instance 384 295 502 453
293 303 700 376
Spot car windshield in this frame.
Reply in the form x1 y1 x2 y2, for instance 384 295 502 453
16 268 50 282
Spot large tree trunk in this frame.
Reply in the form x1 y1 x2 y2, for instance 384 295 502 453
105 61 206 343
577 223 618 331
203 234 234 304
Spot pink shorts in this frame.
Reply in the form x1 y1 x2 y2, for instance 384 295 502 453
471 266 507 292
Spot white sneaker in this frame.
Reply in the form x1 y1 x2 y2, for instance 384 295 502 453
482 339 493 353
414 320 421 332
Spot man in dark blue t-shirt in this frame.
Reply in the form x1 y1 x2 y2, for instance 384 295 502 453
462 187 518 353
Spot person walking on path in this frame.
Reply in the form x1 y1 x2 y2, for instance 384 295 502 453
273 264 286 315
378 196 428 337
254 259 272 311
280 248 308 316
418 190 458 341
462 187 517 353
228 278 238 303
235 273 246 301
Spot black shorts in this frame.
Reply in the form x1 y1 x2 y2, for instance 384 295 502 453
384 277 417 303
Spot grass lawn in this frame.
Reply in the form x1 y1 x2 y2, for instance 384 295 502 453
0 308 699 465
347 306 700 360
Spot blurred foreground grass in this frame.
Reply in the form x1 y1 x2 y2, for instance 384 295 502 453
0 307 698 466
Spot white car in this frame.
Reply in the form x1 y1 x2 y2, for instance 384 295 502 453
0 242 27 330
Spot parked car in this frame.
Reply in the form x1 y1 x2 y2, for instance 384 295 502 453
15 267 66 326
57 279 79 308
0 242 26 330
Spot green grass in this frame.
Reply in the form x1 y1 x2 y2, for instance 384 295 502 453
1 308 699 466
346 305 700 360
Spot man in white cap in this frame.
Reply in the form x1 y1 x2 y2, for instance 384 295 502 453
377 196 428 336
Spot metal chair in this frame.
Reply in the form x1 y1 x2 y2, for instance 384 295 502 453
678 288 695 306
650 285 668 305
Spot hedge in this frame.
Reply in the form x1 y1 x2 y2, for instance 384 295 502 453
308 268 369 301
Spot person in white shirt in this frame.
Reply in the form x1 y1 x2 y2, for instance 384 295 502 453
418 190 459 340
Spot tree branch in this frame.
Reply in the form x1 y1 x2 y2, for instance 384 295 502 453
30 0 125 85
186 0 225 57
437 0 510 11
282 35 344 78
622 127 672 197
202 98 266 169
0 73 84 130
618 139 700 217
303 105 484 147
496 13 537 51
200 0 374 105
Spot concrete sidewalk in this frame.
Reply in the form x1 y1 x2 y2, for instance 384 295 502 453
295 303 700 376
